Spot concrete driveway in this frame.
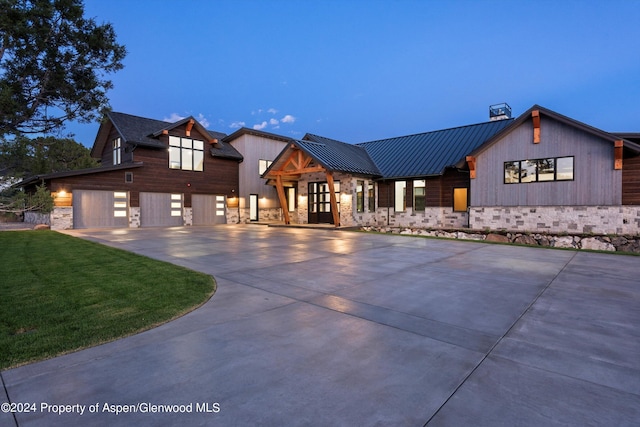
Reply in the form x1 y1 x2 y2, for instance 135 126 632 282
2 225 639 426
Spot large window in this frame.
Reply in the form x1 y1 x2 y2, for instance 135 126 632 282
113 138 121 165
368 182 375 212
453 188 468 212
169 136 204 171
504 156 573 184
356 180 364 212
394 181 406 212
413 179 426 211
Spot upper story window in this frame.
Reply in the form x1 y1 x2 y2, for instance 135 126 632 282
413 179 426 211
259 159 273 175
113 138 121 165
504 156 573 184
169 136 204 171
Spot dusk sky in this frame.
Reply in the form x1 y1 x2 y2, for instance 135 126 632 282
69 0 640 147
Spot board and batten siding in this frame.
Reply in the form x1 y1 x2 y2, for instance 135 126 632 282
471 117 622 207
229 134 290 209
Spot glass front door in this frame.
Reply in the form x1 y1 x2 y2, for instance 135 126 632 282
308 181 339 224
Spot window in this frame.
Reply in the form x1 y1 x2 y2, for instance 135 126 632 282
169 136 204 171
287 187 296 212
259 159 273 175
113 192 127 217
356 180 364 213
453 188 468 212
368 182 375 212
413 179 426 211
125 172 133 183
504 156 574 184
394 181 406 212
171 194 182 217
113 138 121 165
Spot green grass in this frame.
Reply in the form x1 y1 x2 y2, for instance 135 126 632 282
0 231 215 370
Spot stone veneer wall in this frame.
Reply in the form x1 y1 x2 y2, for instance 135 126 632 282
469 206 640 235
24 211 50 225
50 207 73 230
129 207 140 228
385 207 468 229
232 207 283 223
183 207 192 226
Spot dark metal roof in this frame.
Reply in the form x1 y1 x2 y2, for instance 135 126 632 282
357 119 514 179
105 112 242 161
296 134 381 176
17 162 144 187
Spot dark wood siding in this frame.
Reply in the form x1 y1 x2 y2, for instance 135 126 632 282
378 181 392 207
439 169 469 208
46 142 239 208
623 153 640 205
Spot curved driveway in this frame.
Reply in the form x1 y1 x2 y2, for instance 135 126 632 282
2 225 639 426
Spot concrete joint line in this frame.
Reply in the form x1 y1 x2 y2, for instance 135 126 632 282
0 371 18 427
423 250 579 426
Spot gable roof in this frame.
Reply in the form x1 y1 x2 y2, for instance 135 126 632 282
458 105 640 166
356 119 514 179
223 127 292 143
297 134 381 176
92 112 242 161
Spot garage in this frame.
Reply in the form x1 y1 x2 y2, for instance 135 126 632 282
140 192 184 227
73 190 129 229
192 194 227 225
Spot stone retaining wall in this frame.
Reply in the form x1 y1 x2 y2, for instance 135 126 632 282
361 226 640 253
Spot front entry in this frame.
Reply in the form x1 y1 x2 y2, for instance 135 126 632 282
249 194 258 221
308 181 339 224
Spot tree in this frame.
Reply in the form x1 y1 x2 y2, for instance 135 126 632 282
0 0 126 136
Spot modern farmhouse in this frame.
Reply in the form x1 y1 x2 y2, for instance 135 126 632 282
19 104 640 236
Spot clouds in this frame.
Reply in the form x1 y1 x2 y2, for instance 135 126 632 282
164 112 210 128
230 107 297 132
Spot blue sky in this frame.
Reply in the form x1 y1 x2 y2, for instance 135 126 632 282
70 0 640 147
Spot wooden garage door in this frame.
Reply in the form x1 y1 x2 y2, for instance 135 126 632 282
73 190 129 229
140 192 183 227
192 194 226 225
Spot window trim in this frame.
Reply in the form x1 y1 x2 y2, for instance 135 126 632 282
504 156 574 184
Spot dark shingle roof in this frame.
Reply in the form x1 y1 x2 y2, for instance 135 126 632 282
357 119 514 178
107 112 242 161
298 134 381 176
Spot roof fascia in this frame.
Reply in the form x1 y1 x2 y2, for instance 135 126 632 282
222 127 292 144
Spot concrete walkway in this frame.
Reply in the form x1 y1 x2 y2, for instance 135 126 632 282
2 225 639 426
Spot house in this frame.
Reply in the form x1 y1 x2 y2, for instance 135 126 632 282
263 104 640 235
262 113 514 228
20 112 243 229
461 105 640 234
222 128 292 223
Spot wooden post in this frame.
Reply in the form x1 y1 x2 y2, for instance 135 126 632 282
275 175 291 224
185 119 194 137
325 172 340 227
615 140 623 170
532 110 541 143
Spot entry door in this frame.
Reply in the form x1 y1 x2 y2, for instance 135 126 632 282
249 194 258 221
308 181 339 224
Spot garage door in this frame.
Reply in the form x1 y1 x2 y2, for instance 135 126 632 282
140 192 183 227
192 194 226 225
73 190 129 229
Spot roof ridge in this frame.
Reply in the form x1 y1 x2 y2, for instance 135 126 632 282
357 119 515 146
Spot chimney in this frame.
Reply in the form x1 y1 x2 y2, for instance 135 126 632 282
489 103 512 121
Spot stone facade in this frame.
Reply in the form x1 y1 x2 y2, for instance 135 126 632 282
469 205 640 235
233 207 283 223
50 207 73 230
385 207 468 229
129 207 140 228
24 211 50 225
183 207 193 226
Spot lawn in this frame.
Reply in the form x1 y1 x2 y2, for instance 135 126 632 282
0 231 215 369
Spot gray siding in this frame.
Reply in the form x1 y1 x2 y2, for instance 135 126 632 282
471 117 622 206
229 134 289 209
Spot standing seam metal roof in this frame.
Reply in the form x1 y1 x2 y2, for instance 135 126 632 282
356 119 514 178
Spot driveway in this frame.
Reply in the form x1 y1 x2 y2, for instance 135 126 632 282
2 225 639 426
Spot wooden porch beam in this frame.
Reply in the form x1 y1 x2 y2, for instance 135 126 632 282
615 139 623 170
275 175 291 224
269 165 326 176
532 110 541 144
466 156 476 179
325 171 340 227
